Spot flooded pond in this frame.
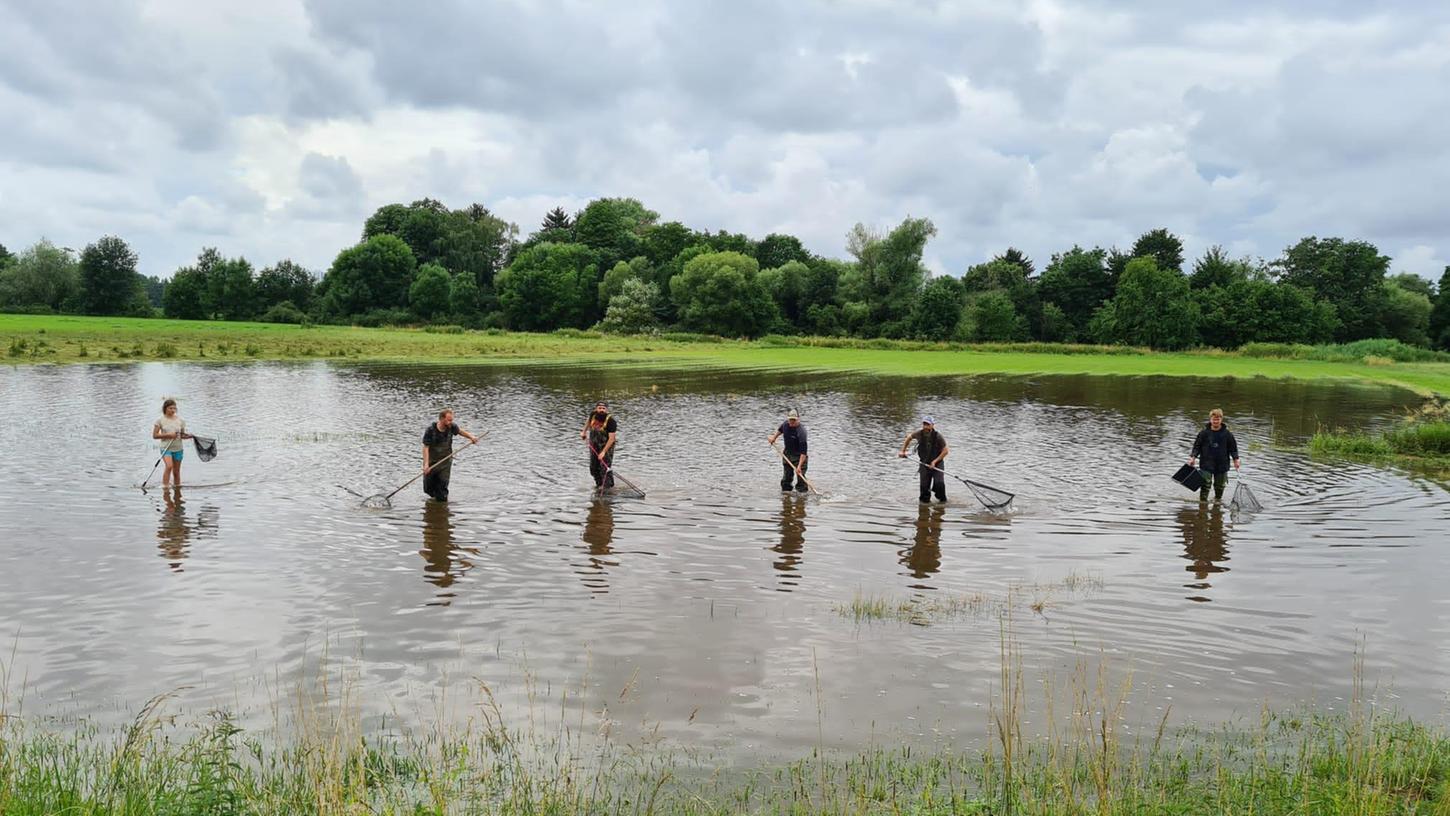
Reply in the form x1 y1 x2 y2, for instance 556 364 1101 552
2 361 1448 761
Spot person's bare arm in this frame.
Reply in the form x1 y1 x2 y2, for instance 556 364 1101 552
459 427 479 444
767 429 780 445
933 442 949 468
898 433 915 457
422 444 431 474
602 431 617 457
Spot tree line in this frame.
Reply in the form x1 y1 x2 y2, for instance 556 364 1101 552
4 197 1449 351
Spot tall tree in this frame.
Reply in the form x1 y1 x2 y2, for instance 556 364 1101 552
757 260 811 330
1037 246 1110 339
755 233 811 271
1378 279 1433 347
494 242 596 331
1273 237 1389 341
1131 228 1185 272
1093 257 1198 349
669 251 777 337
318 234 417 317
1189 246 1249 290
256 260 315 311
0 239 80 310
1431 267 1450 350
78 235 143 316
0 242 13 269
541 207 574 232
992 247 1035 278
911 276 966 341
409 263 452 319
856 217 936 336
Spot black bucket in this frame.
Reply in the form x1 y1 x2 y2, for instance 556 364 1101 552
1172 464 1205 491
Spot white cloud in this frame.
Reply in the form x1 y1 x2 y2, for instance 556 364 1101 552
0 0 1447 282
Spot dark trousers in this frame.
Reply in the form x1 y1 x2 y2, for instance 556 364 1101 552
423 469 449 501
919 465 946 502
589 450 615 488
1199 469 1228 501
780 453 808 492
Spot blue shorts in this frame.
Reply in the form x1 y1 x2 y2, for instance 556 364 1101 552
163 450 183 462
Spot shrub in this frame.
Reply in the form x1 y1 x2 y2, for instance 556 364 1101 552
352 308 414 328
1384 422 1450 456
259 301 307 324
551 328 603 340
423 324 466 334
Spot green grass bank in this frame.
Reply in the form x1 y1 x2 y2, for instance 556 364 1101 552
5 314 1450 397
2 691 1446 814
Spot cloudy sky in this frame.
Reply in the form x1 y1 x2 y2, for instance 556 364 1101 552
2 0 1448 280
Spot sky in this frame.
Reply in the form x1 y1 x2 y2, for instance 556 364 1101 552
2 0 1448 280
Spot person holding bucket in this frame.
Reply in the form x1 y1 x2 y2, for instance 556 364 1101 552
1187 408 1240 503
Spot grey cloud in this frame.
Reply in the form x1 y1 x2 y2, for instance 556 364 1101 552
273 46 374 122
289 153 365 221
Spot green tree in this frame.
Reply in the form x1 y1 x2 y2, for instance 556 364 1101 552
0 242 13 269
755 233 811 271
1038 246 1111 337
970 291 1029 342
256 260 315 312
1097 257 1199 349
1038 302 1071 342
1131 228 1185 272
598 278 662 335
78 235 143 316
1388 272 1434 299
494 242 596 331
318 234 417 317
1189 246 1251 290
449 271 481 320
911 276 966 341
851 217 936 336
0 240 80 310
1273 237 1389 341
702 230 755 257
574 198 656 270
365 200 513 289
597 257 653 313
642 221 693 268
1430 267 1450 350
541 207 574 232
757 260 812 330
409 263 452 319
163 267 207 320
992 247 1035 277
1378 279 1433 346
1194 279 1337 347
669 251 777 337
214 257 257 320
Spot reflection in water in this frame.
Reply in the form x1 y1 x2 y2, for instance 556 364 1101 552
578 499 616 594
770 495 807 590
902 503 945 588
1177 505 1230 601
155 487 218 572
419 500 475 603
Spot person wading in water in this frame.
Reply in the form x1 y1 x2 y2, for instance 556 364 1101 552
422 409 479 502
581 401 618 490
767 409 809 493
1187 407 1240 503
152 398 193 488
898 416 950 503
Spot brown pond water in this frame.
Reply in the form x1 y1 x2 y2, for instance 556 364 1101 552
1 361 1447 761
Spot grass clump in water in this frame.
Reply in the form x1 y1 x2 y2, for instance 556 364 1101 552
837 572 1105 625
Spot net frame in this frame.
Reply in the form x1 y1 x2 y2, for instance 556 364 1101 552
1229 480 1263 513
961 476 1015 511
192 435 218 462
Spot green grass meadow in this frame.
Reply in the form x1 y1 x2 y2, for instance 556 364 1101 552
6 314 1450 397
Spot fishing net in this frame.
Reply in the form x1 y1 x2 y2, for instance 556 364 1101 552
962 477 1014 511
603 471 647 499
1229 480 1263 513
361 493 393 510
192 435 217 462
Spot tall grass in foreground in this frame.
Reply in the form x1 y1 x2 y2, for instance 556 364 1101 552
5 637 1449 814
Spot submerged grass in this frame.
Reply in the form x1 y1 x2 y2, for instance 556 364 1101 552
837 572 1107 625
5 314 1450 397
1311 399 1450 476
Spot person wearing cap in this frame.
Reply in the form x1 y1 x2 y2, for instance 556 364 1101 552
580 401 618 489
898 416 949 503
767 409 809 493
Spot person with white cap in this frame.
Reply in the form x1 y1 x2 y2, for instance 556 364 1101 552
767 408 809 493
898 416 950 503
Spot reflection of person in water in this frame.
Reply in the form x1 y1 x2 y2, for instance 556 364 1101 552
770 494 806 587
156 486 191 570
1177 505 1230 593
902 503 945 585
578 498 617 593
419 500 474 598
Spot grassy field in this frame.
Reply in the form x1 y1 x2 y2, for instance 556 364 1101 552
6 313 1450 397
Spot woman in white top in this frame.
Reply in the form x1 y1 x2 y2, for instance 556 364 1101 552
152 398 192 487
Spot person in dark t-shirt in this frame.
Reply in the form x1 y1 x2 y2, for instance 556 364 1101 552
422 408 479 502
767 409 810 492
898 416 950 503
580 401 619 489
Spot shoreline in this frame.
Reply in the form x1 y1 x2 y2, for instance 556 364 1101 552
5 313 1450 397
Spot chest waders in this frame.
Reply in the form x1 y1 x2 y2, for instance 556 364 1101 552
588 414 615 488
